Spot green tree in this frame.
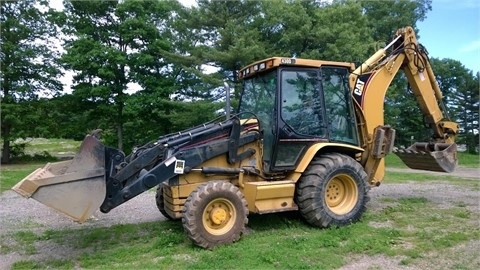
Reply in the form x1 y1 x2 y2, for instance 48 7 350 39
117 0 226 150
260 0 373 62
43 94 99 140
187 0 267 98
60 0 127 150
359 0 432 42
123 95 221 152
60 0 182 150
1 0 62 163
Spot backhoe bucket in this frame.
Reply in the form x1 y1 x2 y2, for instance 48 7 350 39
12 135 106 223
393 142 457 173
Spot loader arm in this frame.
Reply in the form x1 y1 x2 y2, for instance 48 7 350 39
13 117 261 222
100 118 260 213
349 26 459 184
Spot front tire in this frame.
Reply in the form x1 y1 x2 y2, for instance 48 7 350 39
296 153 369 227
155 184 178 220
182 181 248 249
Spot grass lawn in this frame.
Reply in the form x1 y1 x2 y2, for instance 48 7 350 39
5 183 479 269
13 138 81 154
1 138 81 192
0 163 46 192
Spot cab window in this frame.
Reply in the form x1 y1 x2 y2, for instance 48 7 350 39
280 69 325 137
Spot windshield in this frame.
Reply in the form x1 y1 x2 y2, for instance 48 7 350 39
238 70 277 166
238 70 277 129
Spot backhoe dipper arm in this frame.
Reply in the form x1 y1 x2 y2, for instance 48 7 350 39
393 27 458 142
349 26 459 183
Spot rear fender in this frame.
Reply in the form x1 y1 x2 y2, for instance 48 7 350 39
294 143 364 175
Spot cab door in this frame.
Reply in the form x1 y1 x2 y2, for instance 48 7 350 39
272 68 327 171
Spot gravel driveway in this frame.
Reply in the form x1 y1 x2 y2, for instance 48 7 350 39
0 190 166 269
1 167 478 269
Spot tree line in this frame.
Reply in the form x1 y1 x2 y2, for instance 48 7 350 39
1 0 478 163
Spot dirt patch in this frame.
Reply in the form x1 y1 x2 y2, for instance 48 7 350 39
0 191 164 269
340 167 480 270
0 167 479 269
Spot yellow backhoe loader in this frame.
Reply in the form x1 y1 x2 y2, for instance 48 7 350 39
13 26 458 249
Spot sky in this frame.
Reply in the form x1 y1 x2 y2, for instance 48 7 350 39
417 0 480 72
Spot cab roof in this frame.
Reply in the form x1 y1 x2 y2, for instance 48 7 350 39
238 57 355 79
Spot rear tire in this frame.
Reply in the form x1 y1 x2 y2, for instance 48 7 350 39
182 181 248 249
296 153 369 227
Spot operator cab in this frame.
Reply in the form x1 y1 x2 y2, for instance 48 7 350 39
238 57 359 172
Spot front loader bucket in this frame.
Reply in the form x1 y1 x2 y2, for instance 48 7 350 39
393 142 457 173
12 135 106 223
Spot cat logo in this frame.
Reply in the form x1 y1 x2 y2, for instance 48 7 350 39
353 79 365 96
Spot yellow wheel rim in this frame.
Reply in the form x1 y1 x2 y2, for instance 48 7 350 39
325 174 358 215
202 198 236 235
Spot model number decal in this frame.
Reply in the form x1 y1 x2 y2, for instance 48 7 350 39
280 58 296 64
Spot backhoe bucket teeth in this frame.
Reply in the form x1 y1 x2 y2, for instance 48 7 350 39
393 142 457 173
12 135 107 223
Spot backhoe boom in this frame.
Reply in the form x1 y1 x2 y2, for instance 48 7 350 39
350 26 458 183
